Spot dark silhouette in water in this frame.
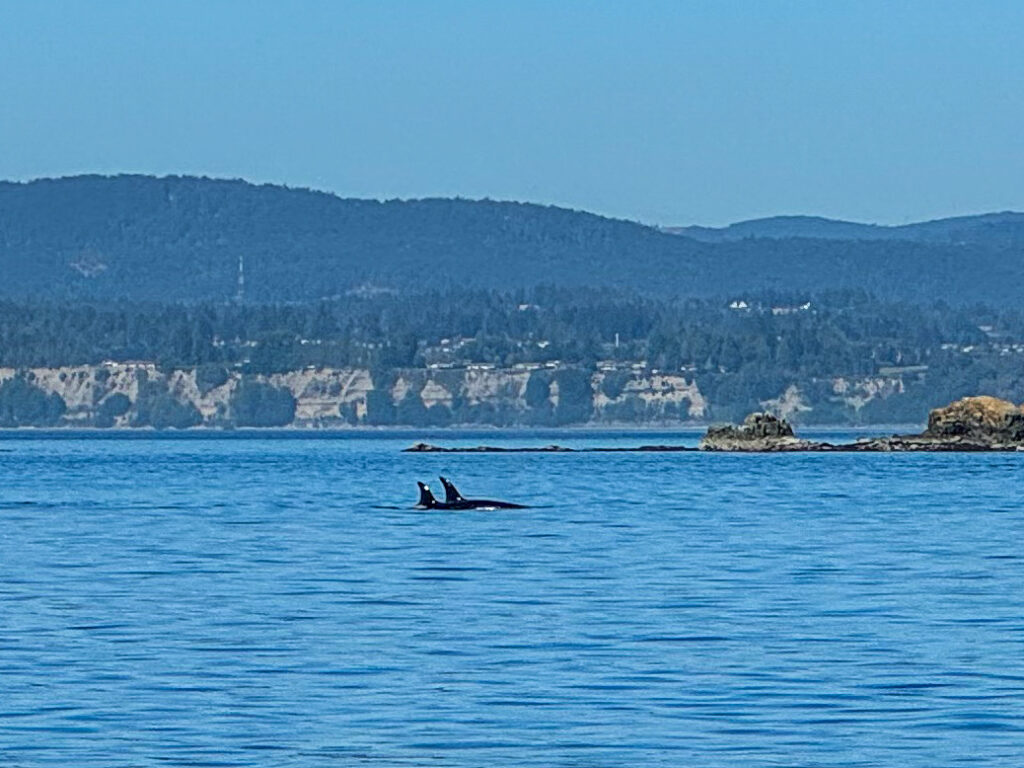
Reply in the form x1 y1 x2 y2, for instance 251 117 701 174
415 482 439 509
439 476 464 505
415 478 527 510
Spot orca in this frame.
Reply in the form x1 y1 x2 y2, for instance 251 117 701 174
438 476 527 509
414 479 526 510
416 481 443 509
439 476 464 505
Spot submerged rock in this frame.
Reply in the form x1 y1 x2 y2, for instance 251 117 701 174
403 442 576 453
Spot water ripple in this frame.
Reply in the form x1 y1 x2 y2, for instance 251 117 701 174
2 433 1024 766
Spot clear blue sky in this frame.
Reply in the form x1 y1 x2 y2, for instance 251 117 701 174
2 0 1022 225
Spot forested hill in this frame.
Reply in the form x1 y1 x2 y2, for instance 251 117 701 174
3 174 1024 305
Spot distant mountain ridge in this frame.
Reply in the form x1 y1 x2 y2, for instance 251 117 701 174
0 175 694 302
663 212 1024 244
3 174 1024 305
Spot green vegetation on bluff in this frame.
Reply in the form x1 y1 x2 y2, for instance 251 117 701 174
3 289 1024 427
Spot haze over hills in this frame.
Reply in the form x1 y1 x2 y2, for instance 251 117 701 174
3 174 1024 305
663 212 1024 244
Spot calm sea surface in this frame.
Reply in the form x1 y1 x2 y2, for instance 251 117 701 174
2 430 1023 767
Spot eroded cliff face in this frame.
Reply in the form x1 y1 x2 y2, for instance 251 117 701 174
0 363 941 428
593 372 706 421
755 376 913 424
0 364 373 427
831 376 905 409
269 368 374 424
0 364 706 427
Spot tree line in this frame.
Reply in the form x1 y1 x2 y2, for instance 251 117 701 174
3 288 1024 427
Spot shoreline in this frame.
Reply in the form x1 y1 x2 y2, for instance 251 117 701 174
403 438 1024 450
0 422 923 434
403 399 1024 453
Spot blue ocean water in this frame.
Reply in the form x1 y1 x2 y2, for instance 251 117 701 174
2 430 1023 767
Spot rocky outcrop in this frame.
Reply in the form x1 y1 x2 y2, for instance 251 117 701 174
700 396 1024 452
699 412 826 452
925 396 1024 443
842 396 1024 451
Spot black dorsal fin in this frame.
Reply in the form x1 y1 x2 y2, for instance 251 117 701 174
439 476 465 503
417 482 436 508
